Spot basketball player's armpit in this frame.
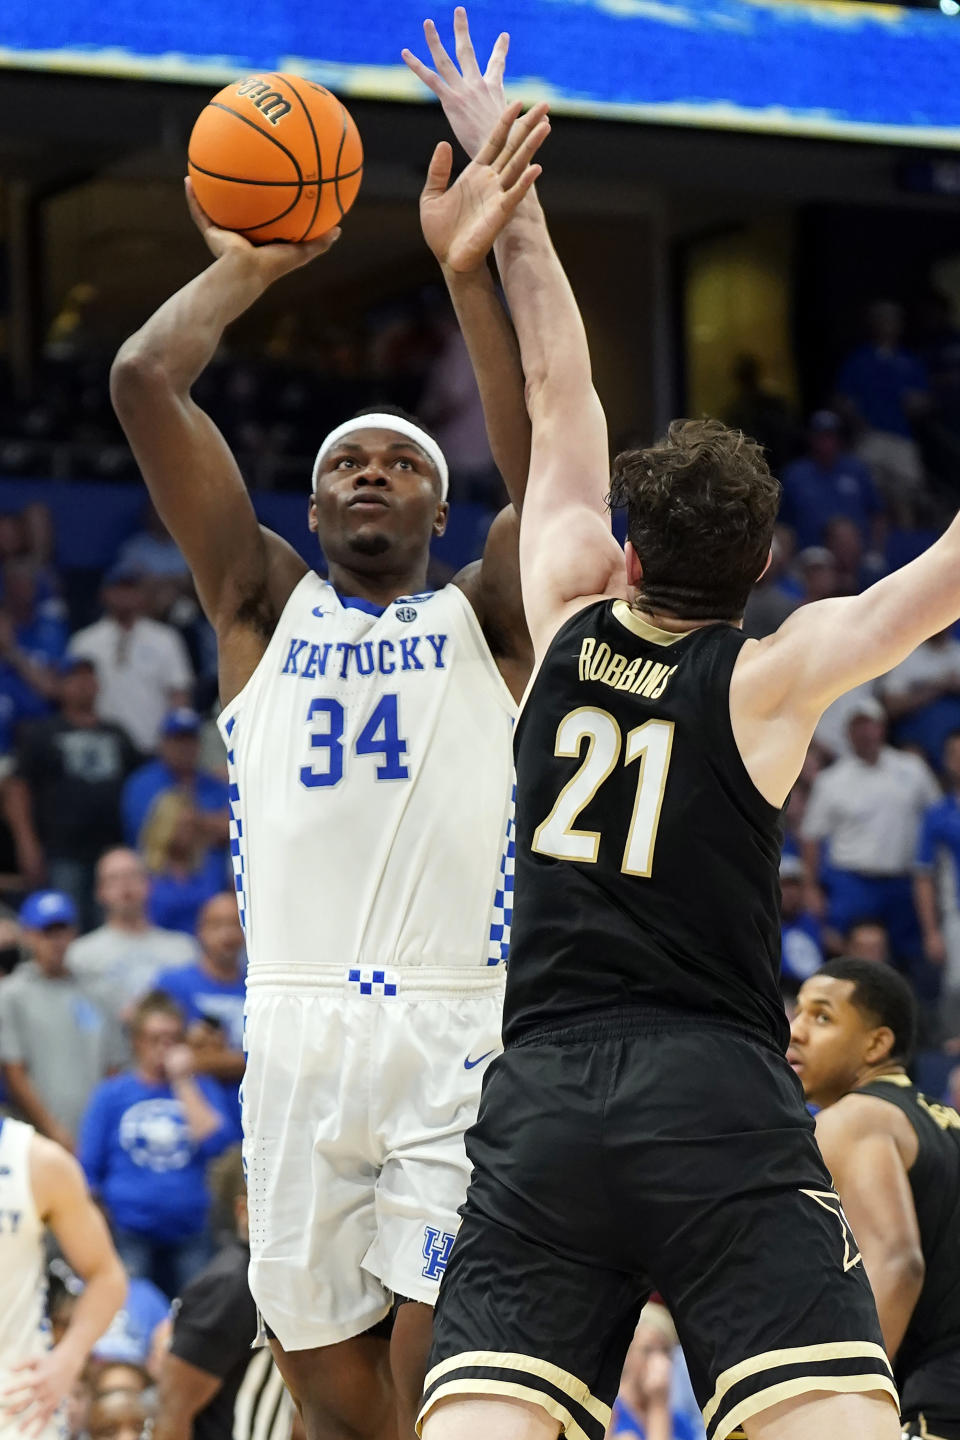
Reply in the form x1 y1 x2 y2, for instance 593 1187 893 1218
466 505 531 667
230 574 280 644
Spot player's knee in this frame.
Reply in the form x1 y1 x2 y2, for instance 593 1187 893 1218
422 1396 560 1440
742 1386 900 1440
296 1387 395 1440
271 1343 395 1440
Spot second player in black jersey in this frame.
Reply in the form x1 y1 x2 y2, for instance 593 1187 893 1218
407 13 960 1440
791 959 960 1440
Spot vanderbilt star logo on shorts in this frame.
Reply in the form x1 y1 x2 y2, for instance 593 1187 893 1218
800 1189 862 1271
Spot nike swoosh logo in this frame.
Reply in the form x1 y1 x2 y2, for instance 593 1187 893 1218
312 606 327 618
464 1050 495 1070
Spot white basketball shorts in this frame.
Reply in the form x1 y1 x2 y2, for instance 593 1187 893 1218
241 963 505 1352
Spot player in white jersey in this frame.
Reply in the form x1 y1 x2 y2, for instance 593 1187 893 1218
0 1118 126 1440
109 101 548 1440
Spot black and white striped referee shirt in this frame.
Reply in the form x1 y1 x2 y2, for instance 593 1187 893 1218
168 1241 292 1440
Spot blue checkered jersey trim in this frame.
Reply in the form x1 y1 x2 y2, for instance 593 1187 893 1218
224 715 248 937
487 782 516 965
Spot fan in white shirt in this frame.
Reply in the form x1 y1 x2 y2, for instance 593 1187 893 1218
802 696 940 957
879 628 960 721
68 565 192 753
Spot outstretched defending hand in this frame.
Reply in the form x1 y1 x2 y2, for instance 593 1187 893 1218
184 178 340 286
403 7 511 160
420 101 549 273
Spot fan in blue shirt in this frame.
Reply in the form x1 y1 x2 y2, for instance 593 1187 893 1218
93 1276 171 1365
80 990 233 1299
154 892 245 1137
836 303 929 439
123 708 229 849
779 413 881 550
780 856 825 994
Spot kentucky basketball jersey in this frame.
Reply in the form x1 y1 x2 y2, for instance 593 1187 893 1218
0 1119 51 1377
218 574 517 976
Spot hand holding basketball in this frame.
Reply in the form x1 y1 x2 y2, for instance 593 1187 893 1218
403 8 511 160
187 73 362 243
420 101 549 273
185 178 340 284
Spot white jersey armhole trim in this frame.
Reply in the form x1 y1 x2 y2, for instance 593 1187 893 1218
0 1118 42 1234
217 570 326 741
447 584 518 718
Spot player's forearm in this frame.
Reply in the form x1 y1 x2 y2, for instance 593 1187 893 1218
883 687 938 721
641 1405 672 1440
2 647 57 700
112 250 271 398
190 1047 245 1082
442 264 531 507
6 1072 75 1152
800 838 822 888
152 1405 195 1440
56 1257 127 1373
2 778 40 848
914 873 940 939
494 196 594 413
198 809 230 847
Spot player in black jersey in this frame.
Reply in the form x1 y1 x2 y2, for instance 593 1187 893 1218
403 13 960 1440
790 959 960 1440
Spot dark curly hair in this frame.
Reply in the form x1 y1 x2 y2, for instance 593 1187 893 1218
608 418 781 621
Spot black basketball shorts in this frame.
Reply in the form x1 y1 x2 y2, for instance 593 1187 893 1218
900 1347 960 1439
418 1012 898 1440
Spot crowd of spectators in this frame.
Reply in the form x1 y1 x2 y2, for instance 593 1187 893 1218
0 284 504 506
0 482 245 1311
732 309 960 929
0 285 958 1440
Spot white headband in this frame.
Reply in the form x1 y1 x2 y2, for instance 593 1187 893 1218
311 414 449 501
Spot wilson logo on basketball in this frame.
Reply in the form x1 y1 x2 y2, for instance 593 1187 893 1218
235 77 293 126
188 73 363 243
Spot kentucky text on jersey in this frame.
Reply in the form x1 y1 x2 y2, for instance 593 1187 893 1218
577 637 678 699
281 634 448 680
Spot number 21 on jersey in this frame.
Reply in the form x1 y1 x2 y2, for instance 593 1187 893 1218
532 707 674 877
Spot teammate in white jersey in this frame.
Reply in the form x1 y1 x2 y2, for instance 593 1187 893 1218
109 102 548 1440
0 1118 126 1440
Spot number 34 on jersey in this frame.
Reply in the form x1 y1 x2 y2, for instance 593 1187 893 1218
301 693 410 787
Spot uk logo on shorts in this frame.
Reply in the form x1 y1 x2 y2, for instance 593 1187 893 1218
421 1226 456 1281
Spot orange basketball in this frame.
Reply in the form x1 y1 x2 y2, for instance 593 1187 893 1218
187 73 363 244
